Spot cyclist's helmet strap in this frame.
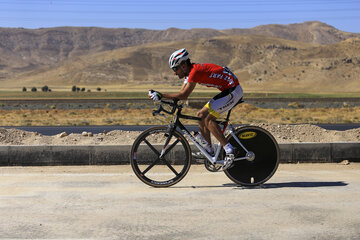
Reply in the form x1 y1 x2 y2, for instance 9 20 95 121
169 48 190 69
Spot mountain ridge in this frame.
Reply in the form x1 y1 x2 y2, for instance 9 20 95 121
0 21 359 92
5 34 360 92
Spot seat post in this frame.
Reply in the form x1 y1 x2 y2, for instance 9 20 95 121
225 109 232 121
225 97 243 121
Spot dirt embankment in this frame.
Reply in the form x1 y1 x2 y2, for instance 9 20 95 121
0 124 359 146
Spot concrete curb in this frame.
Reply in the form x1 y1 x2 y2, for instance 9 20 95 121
0 143 359 166
279 142 360 163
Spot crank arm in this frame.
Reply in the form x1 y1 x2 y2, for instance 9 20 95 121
233 156 251 162
234 151 255 162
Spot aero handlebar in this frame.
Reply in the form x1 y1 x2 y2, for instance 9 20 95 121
152 99 181 116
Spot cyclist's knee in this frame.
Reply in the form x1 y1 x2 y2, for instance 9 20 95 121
197 108 209 119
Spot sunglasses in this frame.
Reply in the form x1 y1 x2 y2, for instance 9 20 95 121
172 66 178 72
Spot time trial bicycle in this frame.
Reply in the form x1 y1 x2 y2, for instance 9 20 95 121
130 99 280 187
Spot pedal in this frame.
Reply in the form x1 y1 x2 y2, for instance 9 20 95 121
222 154 234 170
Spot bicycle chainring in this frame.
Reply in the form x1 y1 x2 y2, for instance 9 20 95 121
204 159 222 172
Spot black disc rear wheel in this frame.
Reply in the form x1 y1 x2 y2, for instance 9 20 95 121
224 126 280 186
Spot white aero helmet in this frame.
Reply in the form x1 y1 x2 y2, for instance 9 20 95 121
169 48 190 70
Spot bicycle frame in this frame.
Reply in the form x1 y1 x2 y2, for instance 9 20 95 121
157 100 252 165
131 98 280 187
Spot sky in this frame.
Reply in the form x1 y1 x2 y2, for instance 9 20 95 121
0 0 359 33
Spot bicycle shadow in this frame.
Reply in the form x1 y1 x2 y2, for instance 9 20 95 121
226 181 348 189
174 181 348 189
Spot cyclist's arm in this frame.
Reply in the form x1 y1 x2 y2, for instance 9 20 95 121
180 82 187 91
161 82 196 100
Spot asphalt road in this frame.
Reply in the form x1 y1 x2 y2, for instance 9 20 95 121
2 123 360 135
0 163 359 239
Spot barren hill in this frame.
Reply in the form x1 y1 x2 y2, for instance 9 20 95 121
0 21 359 92
223 21 358 45
7 34 360 92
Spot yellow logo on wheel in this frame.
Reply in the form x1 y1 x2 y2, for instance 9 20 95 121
238 131 257 139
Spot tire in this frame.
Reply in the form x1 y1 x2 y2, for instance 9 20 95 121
130 126 192 187
224 126 280 186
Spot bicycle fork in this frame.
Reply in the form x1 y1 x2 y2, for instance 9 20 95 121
159 124 177 159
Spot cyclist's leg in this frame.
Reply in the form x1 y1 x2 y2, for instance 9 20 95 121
203 112 227 146
197 107 212 145
197 86 242 145
202 109 234 169
204 86 243 154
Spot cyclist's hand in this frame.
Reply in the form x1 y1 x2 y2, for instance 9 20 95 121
148 89 162 102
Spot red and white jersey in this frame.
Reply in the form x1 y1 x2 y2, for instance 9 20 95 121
186 63 239 91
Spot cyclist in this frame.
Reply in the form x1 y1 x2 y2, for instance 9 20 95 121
149 48 243 168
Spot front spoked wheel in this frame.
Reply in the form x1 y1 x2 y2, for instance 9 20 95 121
130 126 192 187
224 126 280 186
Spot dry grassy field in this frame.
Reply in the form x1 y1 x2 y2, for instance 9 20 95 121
0 103 359 126
0 88 359 126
